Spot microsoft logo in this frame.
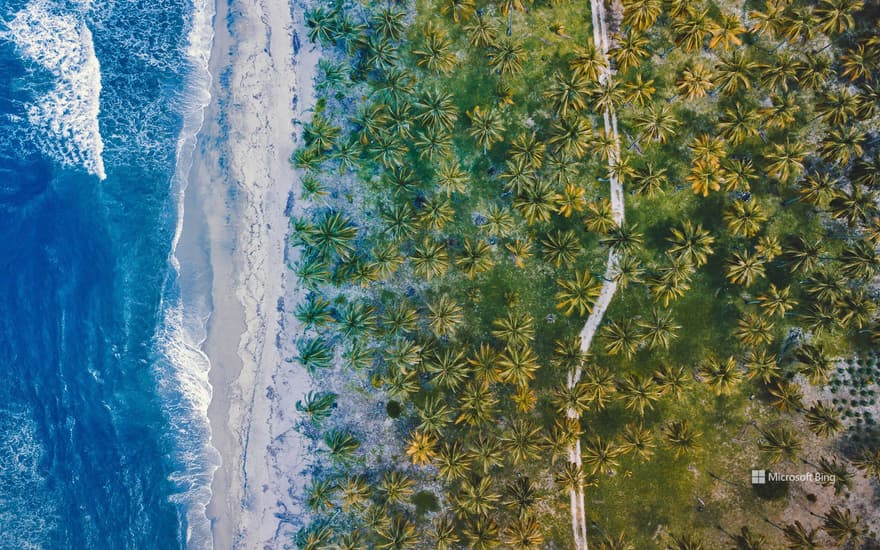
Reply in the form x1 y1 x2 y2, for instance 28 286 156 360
751 470 766 485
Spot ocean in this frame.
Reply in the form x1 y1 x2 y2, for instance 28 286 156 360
0 0 217 547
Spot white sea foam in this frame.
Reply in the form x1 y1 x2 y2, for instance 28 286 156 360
3 1 106 180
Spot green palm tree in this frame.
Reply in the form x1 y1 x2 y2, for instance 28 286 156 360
759 426 801 464
569 39 607 81
768 380 804 412
542 230 581 267
676 62 714 100
584 199 616 233
435 440 471 483
411 239 449 280
324 428 360 462
435 160 468 196
613 31 650 72
427 295 464 338
514 179 558 225
638 308 680 350
781 521 819 550
503 418 543 464
653 364 690 398
468 105 505 153
545 71 590 116
630 162 668 197
439 0 475 23
668 532 704 550
663 420 701 458
430 514 459 550
625 73 656 108
667 220 714 267
417 394 453 436
463 515 500 550
489 37 524 75
814 0 863 34
617 373 662 415
503 514 544 549
820 126 864 165
635 103 678 143
601 223 644 254
719 103 760 144
698 356 742 396
817 88 860 126
365 35 399 70
296 337 333 373
296 391 337 423
548 115 592 157
583 434 623 475
623 0 662 31
726 250 766 287
583 363 618 410
370 7 406 40
498 345 540 386
492 311 534 348
456 382 499 426
418 194 455 231
735 311 775 347
464 15 497 48
822 506 865 547
428 348 470 390
415 127 452 162
828 185 877 227
414 24 457 73
381 203 417 242
619 422 656 461
602 318 642 358
556 270 601 316
804 401 841 438
839 239 879 280
671 8 715 52
415 89 457 131
715 51 757 95
376 515 418 550
728 526 767 550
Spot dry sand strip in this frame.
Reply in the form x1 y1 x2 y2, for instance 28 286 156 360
567 0 625 547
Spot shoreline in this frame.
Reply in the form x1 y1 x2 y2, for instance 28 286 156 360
179 0 320 547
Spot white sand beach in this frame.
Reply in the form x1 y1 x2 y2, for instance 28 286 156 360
180 0 320 547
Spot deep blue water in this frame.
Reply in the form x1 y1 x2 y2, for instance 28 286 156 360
0 0 214 546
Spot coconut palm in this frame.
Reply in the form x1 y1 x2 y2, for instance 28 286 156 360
663 420 701 458
687 159 727 196
636 103 679 144
502 418 543 465
602 318 642 358
839 239 879 280
491 310 534 348
618 422 656 461
719 103 760 145
828 185 877 227
439 0 475 23
761 52 799 92
760 93 799 130
728 526 767 550
570 39 608 80
710 12 746 49
748 0 786 37
744 348 781 383
654 364 690 398
584 199 617 233
623 0 662 31
618 373 663 415
781 521 819 550
757 284 796 318
545 71 590 116
785 237 823 274
295 294 333 329
365 35 399 71
714 51 758 95
583 363 618 410
817 458 853 495
324 428 360 462
514 180 559 225
455 237 494 280
804 401 842 438
600 223 644 254
667 221 714 267
814 0 863 35
503 514 544 550
405 430 437 466
817 88 860 126
698 356 742 396
415 127 452 163
427 295 464 338
725 200 767 238
381 203 417 242
415 89 457 131
465 15 497 48
797 52 834 91
417 394 453 436
548 116 592 158
456 476 501 518
625 73 657 108
582 434 623 475
370 7 406 40
498 345 540 386
822 506 866 547
489 37 524 75
297 337 333 373
726 250 766 287
797 172 837 207
613 31 650 72
411 239 449 280
638 307 681 350
820 126 864 166
759 426 801 464
556 270 601 316
556 183 587 218
376 515 418 550
510 131 546 168
468 105 505 153
542 230 581 267
852 447 880 479
428 348 470 390
296 391 337 423
768 380 804 412
414 24 457 73
735 312 775 347
676 62 714 100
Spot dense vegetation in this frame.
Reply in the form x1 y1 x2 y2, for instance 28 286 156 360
288 0 880 546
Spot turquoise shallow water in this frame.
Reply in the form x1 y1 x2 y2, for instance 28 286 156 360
0 0 216 546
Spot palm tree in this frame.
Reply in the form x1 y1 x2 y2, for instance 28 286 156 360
427 294 464 337
492 310 534 348
613 31 650 72
417 394 453 436
710 12 746 49
760 93 799 130
804 401 841 438
584 199 617 233
405 430 437 466
455 239 494 279
757 284 796 318
435 440 471 482
296 391 337 423
514 180 558 225
414 24 457 73
816 88 860 126
667 221 714 267
761 52 799 92
625 73 656 108
654 364 690 398
503 418 543 464
439 0 475 23
370 7 406 40
503 514 544 549
307 211 357 260
456 382 499 427
324 428 360 462
365 35 399 71
748 0 786 37
545 71 590 116
556 270 602 316
817 457 853 495
797 52 833 91
557 183 587 218
619 422 656 461
583 434 623 475
715 51 758 95
411 239 449 280
822 506 866 547
672 8 716 53
725 250 766 287
376 515 418 550
548 116 592 158
415 127 452 163
468 105 505 153
814 0 863 35
663 420 701 458
465 15 497 48
828 185 877 227
768 380 804 412
617 373 662 415
839 239 879 280
498 345 540 386
583 363 618 410
784 237 823 274
489 37 524 75
602 318 642 358
852 447 880 479
638 308 681 350
636 102 679 143
744 348 781 383
676 62 714 100
623 0 662 31
820 126 864 166
297 337 333 373
295 294 333 329
735 312 775 347
719 103 760 144
381 203 417 242
338 475 370 512
428 348 470 390
462 515 500 550
687 159 727 196
416 89 457 131
569 40 608 81
797 172 837 207
698 356 743 396
729 526 767 549
600 223 644 254
542 230 581 267
781 521 819 549
456 476 501 518
510 131 546 168
758 426 801 464
500 157 537 195
468 343 501 384
795 344 834 384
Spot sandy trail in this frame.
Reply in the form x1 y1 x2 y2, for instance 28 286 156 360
566 0 624 547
